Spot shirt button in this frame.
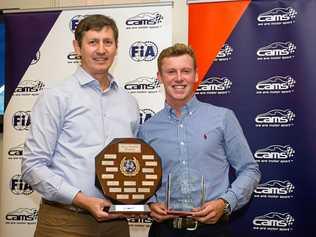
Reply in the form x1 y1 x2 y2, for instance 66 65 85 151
179 124 183 128
180 142 184 146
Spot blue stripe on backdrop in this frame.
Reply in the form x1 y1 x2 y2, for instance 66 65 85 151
194 0 316 236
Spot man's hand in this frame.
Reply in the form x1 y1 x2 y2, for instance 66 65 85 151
191 199 226 224
73 192 123 221
149 202 176 223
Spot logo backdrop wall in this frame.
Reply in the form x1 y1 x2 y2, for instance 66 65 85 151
189 0 316 236
0 3 172 237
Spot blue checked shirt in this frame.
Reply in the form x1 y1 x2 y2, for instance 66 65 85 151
138 96 260 212
22 67 139 204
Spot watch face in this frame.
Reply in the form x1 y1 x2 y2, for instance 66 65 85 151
224 202 231 215
219 198 230 215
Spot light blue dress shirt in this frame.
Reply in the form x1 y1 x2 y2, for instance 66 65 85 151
138 96 261 212
22 67 139 205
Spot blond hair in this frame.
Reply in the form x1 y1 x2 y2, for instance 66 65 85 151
157 43 197 72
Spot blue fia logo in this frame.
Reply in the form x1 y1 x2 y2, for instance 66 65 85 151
10 175 33 195
12 111 31 130
69 15 86 32
129 41 158 62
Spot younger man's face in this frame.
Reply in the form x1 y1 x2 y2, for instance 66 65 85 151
158 54 198 106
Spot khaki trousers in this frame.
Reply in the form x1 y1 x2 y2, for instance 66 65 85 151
34 201 130 237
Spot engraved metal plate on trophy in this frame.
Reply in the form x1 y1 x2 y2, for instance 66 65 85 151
95 138 162 214
166 166 205 216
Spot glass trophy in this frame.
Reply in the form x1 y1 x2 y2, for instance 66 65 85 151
166 165 205 216
95 138 162 214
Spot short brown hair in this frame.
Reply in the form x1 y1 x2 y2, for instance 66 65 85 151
157 43 197 72
74 14 118 47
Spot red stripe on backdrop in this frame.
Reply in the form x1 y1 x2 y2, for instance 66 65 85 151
188 0 251 90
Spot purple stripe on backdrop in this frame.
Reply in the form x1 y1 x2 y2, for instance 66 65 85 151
193 0 316 236
4 11 61 105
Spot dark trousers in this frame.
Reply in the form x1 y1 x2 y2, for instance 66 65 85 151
148 221 231 237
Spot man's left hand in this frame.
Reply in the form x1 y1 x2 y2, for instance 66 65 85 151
191 199 226 224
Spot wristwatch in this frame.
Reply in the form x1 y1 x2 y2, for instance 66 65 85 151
219 198 231 216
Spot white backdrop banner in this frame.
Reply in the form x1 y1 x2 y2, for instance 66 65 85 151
1 3 172 237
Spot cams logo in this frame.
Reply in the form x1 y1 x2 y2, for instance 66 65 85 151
67 51 81 64
10 174 33 195
129 41 158 62
256 76 295 94
128 216 152 226
31 51 40 65
254 145 295 163
215 44 233 62
196 77 232 95
5 208 38 224
257 7 297 26
140 109 155 124
12 111 31 131
14 80 45 96
257 42 296 60
255 109 295 128
253 212 294 231
8 143 24 160
126 12 163 29
254 180 294 199
124 77 160 94
69 15 87 32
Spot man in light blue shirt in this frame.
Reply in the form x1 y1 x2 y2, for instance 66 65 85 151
138 43 261 237
22 15 139 237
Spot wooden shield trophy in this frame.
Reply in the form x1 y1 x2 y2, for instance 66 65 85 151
95 138 162 214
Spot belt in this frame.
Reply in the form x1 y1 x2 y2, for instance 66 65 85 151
42 199 90 214
165 217 204 231
164 215 228 231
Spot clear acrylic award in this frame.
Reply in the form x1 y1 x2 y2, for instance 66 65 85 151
166 165 205 216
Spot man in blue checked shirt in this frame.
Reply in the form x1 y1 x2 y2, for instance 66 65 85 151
138 43 261 237
22 15 139 237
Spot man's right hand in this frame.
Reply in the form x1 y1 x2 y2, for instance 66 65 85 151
149 202 176 223
72 191 123 221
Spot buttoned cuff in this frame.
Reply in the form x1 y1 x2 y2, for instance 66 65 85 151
146 194 158 204
54 181 81 205
219 191 238 213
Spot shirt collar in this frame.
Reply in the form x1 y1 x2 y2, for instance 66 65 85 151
164 95 199 118
74 66 118 90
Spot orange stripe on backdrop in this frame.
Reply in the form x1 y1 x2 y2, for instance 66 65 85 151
188 0 251 90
